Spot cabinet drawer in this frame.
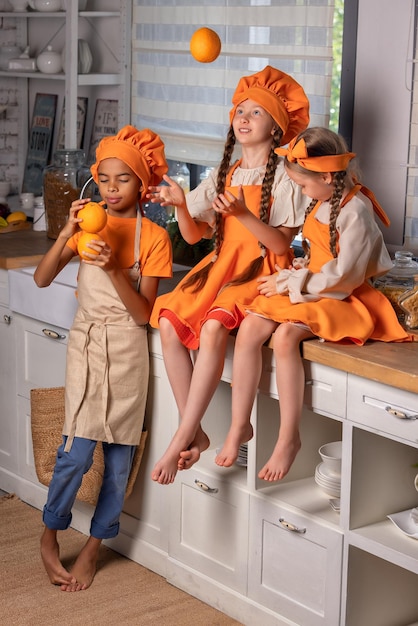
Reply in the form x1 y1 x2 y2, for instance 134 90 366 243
248 495 342 626
347 375 418 444
15 314 68 398
259 347 347 419
169 467 249 594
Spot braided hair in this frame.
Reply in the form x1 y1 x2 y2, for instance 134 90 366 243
182 126 282 293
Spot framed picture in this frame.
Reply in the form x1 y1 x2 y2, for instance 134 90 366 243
87 99 118 164
56 97 88 151
22 93 58 195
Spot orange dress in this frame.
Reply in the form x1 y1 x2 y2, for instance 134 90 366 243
245 189 412 344
150 162 304 349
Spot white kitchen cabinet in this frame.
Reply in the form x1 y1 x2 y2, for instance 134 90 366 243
0 270 18 477
248 495 343 626
0 1 131 186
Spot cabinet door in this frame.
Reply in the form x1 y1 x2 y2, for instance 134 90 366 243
16 394 39 484
15 314 68 399
0 304 18 473
169 467 249 594
248 495 343 626
121 353 177 557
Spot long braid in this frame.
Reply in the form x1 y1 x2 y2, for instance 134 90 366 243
328 171 345 257
223 128 282 288
181 127 236 293
301 198 317 262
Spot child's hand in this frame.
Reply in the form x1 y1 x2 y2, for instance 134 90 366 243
146 174 186 208
256 273 279 297
212 185 248 217
60 198 90 238
81 238 115 271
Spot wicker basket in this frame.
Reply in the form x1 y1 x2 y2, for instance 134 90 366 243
30 387 147 506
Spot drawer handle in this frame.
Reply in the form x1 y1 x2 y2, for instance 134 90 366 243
194 479 218 494
3 314 11 325
385 406 418 420
279 518 306 534
42 328 66 340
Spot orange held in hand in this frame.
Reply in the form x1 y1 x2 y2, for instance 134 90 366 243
77 232 101 260
78 202 107 233
190 27 221 63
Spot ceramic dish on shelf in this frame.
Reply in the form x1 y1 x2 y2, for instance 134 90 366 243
387 508 418 539
314 463 341 498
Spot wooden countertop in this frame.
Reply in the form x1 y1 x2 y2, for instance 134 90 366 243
303 339 417 394
0 228 53 269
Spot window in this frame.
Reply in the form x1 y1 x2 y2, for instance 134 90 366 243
131 0 336 165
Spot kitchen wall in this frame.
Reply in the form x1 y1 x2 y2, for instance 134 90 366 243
1 0 418 254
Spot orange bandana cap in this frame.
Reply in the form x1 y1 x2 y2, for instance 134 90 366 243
229 66 310 146
90 125 168 200
276 136 356 172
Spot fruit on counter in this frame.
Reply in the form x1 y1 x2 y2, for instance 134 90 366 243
0 203 10 220
0 216 8 228
77 232 101 259
77 202 107 233
6 211 27 225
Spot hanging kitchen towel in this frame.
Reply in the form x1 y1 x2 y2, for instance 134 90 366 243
30 386 147 506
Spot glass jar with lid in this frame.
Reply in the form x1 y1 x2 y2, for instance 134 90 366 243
374 251 418 322
43 150 90 239
399 275 418 330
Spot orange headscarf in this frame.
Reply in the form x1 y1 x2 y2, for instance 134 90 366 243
276 136 356 172
90 125 168 200
229 66 310 146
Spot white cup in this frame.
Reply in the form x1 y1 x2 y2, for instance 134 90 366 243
20 192 34 210
414 473 418 492
8 0 29 11
33 205 46 231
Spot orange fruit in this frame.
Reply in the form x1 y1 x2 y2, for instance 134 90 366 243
190 28 221 63
77 232 101 259
78 201 107 233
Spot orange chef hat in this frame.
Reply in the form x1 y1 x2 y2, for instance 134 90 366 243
90 125 168 200
229 66 310 146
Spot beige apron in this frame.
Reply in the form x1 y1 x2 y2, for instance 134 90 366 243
63 212 148 452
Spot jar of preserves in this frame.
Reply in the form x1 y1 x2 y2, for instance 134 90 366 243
43 150 90 239
399 275 418 329
374 251 418 322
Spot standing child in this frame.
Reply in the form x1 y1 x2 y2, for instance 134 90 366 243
148 66 310 484
34 125 172 591
216 126 413 481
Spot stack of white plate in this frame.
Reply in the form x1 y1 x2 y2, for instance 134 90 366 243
236 443 248 467
314 462 341 498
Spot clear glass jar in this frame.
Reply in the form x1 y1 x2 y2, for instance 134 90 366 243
374 251 418 322
399 275 418 329
43 150 90 239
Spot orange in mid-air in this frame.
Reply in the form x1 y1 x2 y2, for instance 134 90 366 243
190 27 221 63
77 232 101 259
78 202 107 233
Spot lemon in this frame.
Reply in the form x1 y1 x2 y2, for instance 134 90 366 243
6 211 27 224
190 28 221 63
0 216 8 228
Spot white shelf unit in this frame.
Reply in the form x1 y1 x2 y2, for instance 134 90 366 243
0 1 131 186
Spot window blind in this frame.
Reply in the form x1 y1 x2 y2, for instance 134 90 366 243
131 0 335 165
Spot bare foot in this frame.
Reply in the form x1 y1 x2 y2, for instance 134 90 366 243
61 537 101 592
40 527 76 587
178 427 210 471
215 423 253 467
258 436 301 482
151 437 185 485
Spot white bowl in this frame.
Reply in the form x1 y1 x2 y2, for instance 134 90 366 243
318 441 342 476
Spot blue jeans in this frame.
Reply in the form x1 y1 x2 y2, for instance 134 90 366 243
43 436 136 539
